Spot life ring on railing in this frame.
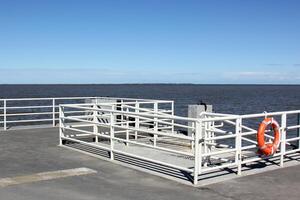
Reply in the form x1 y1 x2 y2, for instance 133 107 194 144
257 117 280 156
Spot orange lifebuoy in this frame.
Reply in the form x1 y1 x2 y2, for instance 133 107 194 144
257 118 280 156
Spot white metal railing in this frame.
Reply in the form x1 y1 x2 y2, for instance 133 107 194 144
59 102 300 185
0 97 174 131
59 101 193 171
196 110 300 184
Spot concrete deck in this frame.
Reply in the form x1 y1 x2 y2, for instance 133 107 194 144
0 127 300 200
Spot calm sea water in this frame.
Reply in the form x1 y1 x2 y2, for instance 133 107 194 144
0 84 300 116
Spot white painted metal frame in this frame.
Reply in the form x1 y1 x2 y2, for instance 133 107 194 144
0 97 173 131
0 97 98 130
58 102 300 185
4 96 298 185
194 110 300 184
59 101 194 173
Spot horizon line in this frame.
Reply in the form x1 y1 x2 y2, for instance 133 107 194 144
1 83 300 86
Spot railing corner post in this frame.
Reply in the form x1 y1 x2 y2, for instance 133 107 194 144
193 120 202 185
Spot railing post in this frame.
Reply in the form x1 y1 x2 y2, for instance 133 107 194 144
203 115 208 167
59 105 64 146
235 118 242 175
297 113 300 149
280 114 287 167
134 101 139 140
193 120 202 185
3 100 7 131
52 99 56 127
191 124 195 151
110 105 115 160
120 99 124 126
126 107 129 146
203 115 212 167
153 102 158 147
171 101 174 133
93 103 99 143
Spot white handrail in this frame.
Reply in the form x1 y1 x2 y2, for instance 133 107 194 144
62 104 199 122
0 96 174 131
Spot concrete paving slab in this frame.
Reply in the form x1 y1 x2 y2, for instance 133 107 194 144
0 167 97 187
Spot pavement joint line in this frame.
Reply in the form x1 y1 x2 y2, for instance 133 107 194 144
0 167 97 187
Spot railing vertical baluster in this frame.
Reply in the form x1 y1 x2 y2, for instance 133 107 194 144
191 125 195 151
110 105 115 160
93 103 99 143
280 113 287 167
205 115 212 167
193 120 202 185
59 105 64 146
121 99 124 126
171 101 174 133
4 100 7 131
203 115 208 167
134 101 139 140
235 118 242 175
153 102 158 147
52 99 56 127
126 107 129 146
297 113 300 149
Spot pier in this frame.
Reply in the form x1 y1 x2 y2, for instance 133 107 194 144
0 96 300 199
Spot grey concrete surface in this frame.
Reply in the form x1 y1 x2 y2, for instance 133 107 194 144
0 127 299 200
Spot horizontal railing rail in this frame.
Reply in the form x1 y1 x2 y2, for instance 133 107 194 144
0 97 174 131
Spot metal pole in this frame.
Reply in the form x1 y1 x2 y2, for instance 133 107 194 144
110 105 115 160
298 113 300 148
204 115 212 167
171 101 174 133
235 118 242 175
59 106 64 146
203 115 208 167
93 103 99 143
120 99 124 126
280 114 287 167
4 100 6 131
193 120 202 185
153 102 158 147
135 101 139 140
126 107 129 146
191 126 195 151
52 99 56 127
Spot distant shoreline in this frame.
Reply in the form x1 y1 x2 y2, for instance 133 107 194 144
1 83 300 86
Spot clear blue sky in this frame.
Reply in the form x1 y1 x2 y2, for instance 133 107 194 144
0 0 299 84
